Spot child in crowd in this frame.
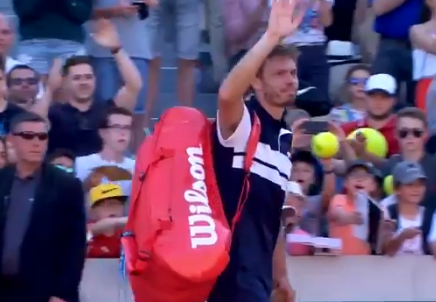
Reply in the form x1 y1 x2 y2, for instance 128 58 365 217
87 183 128 258
290 150 336 236
382 161 436 256
328 160 380 255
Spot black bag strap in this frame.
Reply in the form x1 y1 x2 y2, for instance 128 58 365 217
421 207 434 255
387 203 400 230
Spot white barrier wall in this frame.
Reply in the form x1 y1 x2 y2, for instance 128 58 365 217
80 256 436 302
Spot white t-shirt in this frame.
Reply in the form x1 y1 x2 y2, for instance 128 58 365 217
75 153 135 196
386 208 436 255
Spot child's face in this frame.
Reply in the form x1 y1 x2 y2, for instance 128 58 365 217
90 198 125 220
396 179 426 204
291 162 315 192
345 167 375 195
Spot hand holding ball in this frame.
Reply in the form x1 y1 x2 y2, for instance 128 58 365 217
311 132 339 159
347 128 388 158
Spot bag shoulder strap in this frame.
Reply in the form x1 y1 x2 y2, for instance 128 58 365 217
230 113 261 231
387 203 400 230
421 206 433 255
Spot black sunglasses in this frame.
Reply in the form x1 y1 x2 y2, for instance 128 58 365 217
398 128 424 139
10 77 39 86
13 131 48 141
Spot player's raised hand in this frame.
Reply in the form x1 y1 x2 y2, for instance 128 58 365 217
267 0 305 40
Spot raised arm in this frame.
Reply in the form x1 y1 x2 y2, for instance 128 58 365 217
218 0 304 141
91 19 142 111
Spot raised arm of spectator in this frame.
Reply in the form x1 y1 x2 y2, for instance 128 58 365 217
92 19 142 111
31 59 63 118
12 0 49 21
319 158 336 213
53 177 87 301
218 0 303 140
410 25 436 56
372 0 407 16
224 0 268 46
318 0 334 27
58 0 93 24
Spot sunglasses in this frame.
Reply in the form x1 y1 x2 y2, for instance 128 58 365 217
12 131 48 141
349 78 368 85
10 77 39 86
398 128 424 139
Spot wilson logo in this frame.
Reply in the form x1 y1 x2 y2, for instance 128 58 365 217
184 145 217 249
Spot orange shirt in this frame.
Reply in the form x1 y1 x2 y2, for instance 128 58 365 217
87 225 122 258
328 194 370 255
342 116 399 157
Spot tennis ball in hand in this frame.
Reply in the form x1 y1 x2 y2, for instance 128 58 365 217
347 128 388 158
311 132 339 159
383 175 394 195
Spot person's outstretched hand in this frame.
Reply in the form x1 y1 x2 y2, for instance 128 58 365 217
267 0 305 40
92 19 121 50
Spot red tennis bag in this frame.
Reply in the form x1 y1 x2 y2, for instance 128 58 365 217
122 107 260 302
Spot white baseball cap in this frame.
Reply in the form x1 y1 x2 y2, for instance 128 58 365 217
365 73 397 95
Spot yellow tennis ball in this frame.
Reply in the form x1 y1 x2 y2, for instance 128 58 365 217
383 175 394 195
311 132 339 159
347 128 388 158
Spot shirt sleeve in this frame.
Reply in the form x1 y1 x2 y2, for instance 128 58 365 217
216 104 252 148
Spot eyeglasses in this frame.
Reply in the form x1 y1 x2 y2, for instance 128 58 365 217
12 132 48 141
9 77 39 86
349 78 368 85
107 124 132 131
398 128 424 139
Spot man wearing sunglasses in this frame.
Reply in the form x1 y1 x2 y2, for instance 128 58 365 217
7 65 40 110
379 107 436 210
0 111 86 302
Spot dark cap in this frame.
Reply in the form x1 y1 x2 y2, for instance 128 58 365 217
392 161 427 185
345 160 381 178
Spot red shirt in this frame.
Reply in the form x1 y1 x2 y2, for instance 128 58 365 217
341 116 399 157
87 227 122 258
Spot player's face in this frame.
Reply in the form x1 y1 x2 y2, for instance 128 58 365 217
64 64 96 103
255 56 298 107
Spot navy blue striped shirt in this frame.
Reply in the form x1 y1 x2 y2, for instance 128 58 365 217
210 97 293 301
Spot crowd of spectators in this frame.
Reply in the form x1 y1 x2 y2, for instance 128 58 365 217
0 0 435 271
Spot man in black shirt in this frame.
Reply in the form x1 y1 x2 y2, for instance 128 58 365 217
209 1 303 302
42 19 142 157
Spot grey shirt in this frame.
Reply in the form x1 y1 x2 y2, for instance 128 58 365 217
2 173 39 276
85 0 151 59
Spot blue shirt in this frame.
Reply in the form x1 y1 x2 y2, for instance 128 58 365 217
372 0 422 39
209 97 292 302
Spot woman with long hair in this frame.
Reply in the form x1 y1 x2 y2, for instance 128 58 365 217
410 0 436 113
329 64 370 124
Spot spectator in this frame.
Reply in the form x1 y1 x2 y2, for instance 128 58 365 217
0 112 86 302
371 0 423 105
222 0 268 69
382 161 436 256
75 107 135 194
328 160 379 255
7 65 40 110
410 0 436 113
145 0 201 127
88 0 153 150
12 0 93 82
284 0 333 106
329 64 370 124
46 19 142 156
0 137 7 168
290 151 336 235
87 183 127 258
5 141 16 164
48 149 76 174
377 108 436 210
343 73 400 162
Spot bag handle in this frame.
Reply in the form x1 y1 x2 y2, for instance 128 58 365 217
230 113 261 232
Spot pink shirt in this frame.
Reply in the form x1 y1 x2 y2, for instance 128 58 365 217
221 0 269 56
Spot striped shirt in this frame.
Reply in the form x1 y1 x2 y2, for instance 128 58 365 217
209 97 293 301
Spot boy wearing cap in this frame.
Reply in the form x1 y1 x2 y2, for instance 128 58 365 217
87 183 128 258
382 161 436 256
328 160 381 255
